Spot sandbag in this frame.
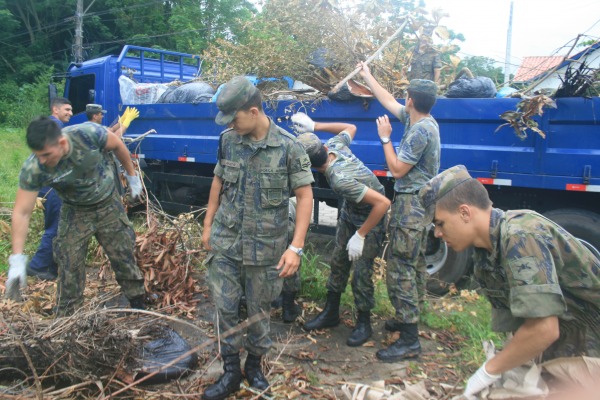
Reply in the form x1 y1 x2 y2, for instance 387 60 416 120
445 76 497 98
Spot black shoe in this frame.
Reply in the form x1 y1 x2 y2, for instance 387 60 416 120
244 353 270 393
26 266 57 281
347 311 372 347
203 354 243 400
282 291 300 323
384 319 402 332
129 295 145 310
303 291 341 331
270 293 283 309
376 323 421 362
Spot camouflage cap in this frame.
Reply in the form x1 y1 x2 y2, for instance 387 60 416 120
408 79 438 97
419 165 473 222
86 104 107 114
215 76 259 125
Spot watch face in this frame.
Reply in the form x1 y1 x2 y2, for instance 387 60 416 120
381 137 390 144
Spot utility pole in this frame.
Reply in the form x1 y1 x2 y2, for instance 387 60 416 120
73 0 83 63
504 0 514 85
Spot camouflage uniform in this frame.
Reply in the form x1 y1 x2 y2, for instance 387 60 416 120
320 132 387 312
475 208 600 359
387 106 440 323
208 121 313 356
18 123 144 314
283 202 301 293
408 49 442 81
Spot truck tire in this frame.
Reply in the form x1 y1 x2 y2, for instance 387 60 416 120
424 227 473 295
543 209 600 259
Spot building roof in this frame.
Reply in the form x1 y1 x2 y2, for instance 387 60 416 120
513 56 564 82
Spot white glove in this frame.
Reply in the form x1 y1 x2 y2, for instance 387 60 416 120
464 362 501 399
5 254 28 301
346 231 365 261
125 173 143 199
291 112 315 133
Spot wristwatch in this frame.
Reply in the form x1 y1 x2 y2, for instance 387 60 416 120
380 136 391 145
288 244 304 257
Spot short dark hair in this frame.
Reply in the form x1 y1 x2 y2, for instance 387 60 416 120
238 90 263 112
86 111 99 121
437 179 492 212
407 90 436 113
308 146 328 168
50 97 71 110
26 116 62 150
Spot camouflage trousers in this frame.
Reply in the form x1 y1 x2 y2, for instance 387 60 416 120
282 271 301 292
53 194 145 315
326 207 386 312
208 253 283 356
386 225 428 324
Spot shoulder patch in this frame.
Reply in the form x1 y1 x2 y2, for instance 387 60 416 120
299 154 311 170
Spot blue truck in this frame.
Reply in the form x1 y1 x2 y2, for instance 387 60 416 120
55 45 600 293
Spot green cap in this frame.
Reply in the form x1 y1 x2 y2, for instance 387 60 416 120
215 76 259 125
419 165 473 222
408 79 438 97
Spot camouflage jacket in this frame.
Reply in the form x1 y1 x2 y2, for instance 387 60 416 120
324 132 385 221
408 50 442 81
210 119 314 266
474 208 600 332
19 123 115 206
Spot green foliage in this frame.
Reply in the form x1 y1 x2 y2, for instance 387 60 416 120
299 246 330 300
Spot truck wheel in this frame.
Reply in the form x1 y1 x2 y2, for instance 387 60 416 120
424 226 474 295
544 209 600 259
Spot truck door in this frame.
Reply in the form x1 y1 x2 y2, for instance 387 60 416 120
65 74 96 120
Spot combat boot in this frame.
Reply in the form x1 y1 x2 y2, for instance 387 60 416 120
129 295 145 310
202 353 243 400
347 310 372 347
244 353 270 393
376 323 421 362
282 291 300 323
384 319 402 332
303 291 341 331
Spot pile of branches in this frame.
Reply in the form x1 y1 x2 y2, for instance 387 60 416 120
555 58 600 98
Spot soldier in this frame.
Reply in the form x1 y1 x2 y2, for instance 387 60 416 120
358 62 440 362
293 113 390 347
419 165 600 399
5 117 145 313
408 35 442 84
201 76 314 400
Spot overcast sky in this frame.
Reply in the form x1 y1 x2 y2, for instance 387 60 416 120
423 0 600 74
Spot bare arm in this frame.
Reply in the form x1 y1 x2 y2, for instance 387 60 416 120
357 61 404 117
202 175 223 251
356 188 390 237
278 184 313 277
313 122 357 140
11 189 38 254
376 115 413 179
104 131 135 176
485 316 560 375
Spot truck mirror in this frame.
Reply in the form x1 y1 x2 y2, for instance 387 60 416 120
48 84 57 108
88 89 96 103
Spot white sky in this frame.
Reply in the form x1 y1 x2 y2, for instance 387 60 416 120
423 0 600 74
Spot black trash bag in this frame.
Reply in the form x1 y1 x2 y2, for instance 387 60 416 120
445 76 497 98
158 81 215 104
136 325 197 384
327 84 360 102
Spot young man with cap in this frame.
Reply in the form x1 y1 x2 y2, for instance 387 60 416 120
419 165 600 399
86 104 139 138
357 61 440 362
5 117 146 313
201 76 313 400
26 98 73 280
292 113 390 347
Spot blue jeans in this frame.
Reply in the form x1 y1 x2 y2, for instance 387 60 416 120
28 187 62 275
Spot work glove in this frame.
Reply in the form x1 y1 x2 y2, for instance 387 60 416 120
5 254 28 301
464 361 501 399
291 112 315 133
119 106 140 129
346 231 365 261
125 172 143 199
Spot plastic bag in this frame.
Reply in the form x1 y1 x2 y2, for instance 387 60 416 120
445 76 497 98
158 81 215 104
119 75 168 104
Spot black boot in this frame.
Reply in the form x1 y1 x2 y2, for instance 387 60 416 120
129 295 145 310
270 293 283 309
384 319 402 332
303 291 341 331
202 353 243 400
282 291 300 323
376 323 421 363
244 353 270 392
347 311 372 347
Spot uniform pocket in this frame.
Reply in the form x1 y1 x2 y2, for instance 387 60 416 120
259 171 288 208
